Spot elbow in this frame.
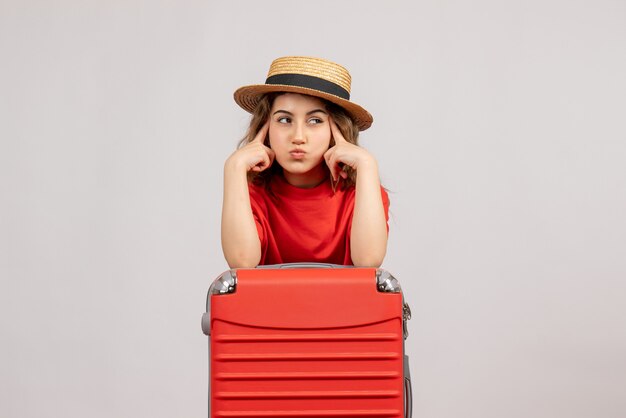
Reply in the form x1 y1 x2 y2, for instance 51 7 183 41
227 259 259 269
350 236 387 267
224 249 261 269
351 251 386 268
222 235 262 268
352 259 384 268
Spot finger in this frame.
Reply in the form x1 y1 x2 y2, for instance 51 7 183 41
265 146 276 167
252 121 270 143
251 156 266 172
252 161 265 172
334 160 344 182
328 154 341 182
260 145 277 171
323 147 333 165
323 148 336 180
251 150 271 172
329 116 347 144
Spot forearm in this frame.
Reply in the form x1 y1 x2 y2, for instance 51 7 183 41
350 160 388 267
221 162 261 268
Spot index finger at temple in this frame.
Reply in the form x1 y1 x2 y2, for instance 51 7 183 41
329 116 346 143
252 121 270 143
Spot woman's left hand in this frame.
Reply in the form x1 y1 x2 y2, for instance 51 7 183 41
323 116 375 182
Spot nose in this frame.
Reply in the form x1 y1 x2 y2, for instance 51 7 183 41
291 122 306 145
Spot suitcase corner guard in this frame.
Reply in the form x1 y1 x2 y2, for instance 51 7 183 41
201 270 237 336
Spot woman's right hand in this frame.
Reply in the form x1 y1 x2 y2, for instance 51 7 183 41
222 120 271 268
225 121 275 173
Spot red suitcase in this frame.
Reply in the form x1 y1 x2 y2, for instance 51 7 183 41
201 263 412 417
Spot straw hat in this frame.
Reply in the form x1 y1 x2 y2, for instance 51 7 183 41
233 56 373 131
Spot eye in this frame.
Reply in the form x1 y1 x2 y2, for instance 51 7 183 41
277 116 291 123
308 117 324 124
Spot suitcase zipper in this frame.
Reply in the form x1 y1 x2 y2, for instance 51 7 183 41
402 301 411 340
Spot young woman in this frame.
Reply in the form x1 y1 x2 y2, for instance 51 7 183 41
221 56 389 268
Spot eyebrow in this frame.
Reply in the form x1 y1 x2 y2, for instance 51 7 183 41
272 109 328 116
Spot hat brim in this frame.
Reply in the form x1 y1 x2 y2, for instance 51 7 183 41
234 84 373 131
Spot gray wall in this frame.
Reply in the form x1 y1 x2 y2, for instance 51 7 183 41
2 1 625 417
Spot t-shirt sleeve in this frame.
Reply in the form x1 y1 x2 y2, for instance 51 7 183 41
380 186 390 233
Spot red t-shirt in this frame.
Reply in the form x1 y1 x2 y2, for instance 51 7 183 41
248 174 390 265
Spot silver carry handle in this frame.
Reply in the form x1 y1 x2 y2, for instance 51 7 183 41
256 262 348 269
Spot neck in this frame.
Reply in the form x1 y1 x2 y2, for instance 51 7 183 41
282 164 329 189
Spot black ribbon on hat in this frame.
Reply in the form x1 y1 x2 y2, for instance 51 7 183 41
265 74 350 100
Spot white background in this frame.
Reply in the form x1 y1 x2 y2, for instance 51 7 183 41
2 1 625 417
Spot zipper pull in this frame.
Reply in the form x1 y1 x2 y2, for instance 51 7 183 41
403 302 412 339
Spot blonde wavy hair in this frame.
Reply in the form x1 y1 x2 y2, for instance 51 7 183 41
237 93 360 190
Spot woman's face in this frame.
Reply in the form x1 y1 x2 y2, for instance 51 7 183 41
268 93 332 187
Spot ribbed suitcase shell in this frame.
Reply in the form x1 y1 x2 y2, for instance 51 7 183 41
207 267 405 417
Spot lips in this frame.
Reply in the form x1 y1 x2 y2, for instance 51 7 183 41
289 149 306 159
